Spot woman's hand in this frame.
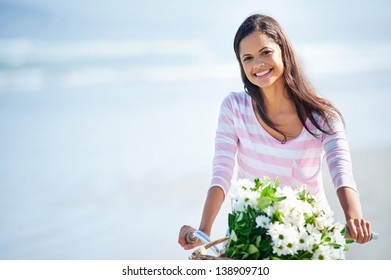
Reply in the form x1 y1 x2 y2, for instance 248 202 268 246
346 218 372 244
337 187 372 244
178 225 203 250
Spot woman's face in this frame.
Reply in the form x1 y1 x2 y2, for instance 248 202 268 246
239 31 285 91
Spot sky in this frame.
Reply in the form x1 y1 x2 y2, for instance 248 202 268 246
1 0 390 43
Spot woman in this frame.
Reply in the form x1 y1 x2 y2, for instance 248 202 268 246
178 14 372 250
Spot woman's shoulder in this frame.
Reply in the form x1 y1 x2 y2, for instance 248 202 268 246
221 91 249 106
226 91 248 99
307 111 345 136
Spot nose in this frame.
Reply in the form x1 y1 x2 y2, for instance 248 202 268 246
253 57 265 68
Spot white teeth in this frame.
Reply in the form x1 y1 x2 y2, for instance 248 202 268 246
255 69 270 77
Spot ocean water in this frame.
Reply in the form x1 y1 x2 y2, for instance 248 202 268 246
1 0 391 260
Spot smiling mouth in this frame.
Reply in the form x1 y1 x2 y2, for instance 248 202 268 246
254 69 272 78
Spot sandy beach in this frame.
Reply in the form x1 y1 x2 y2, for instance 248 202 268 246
0 83 390 260
324 148 391 259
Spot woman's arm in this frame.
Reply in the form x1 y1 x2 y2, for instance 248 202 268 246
337 187 372 243
178 186 225 250
198 186 225 236
320 115 372 243
179 94 239 250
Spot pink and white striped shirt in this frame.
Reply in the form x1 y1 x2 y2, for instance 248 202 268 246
210 92 357 209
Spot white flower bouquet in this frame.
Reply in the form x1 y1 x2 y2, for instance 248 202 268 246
225 177 352 260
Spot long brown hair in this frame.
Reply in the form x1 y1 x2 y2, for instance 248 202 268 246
233 14 343 143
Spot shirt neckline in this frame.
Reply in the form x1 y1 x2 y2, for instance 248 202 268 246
248 95 308 144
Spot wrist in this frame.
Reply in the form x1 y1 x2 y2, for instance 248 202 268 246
198 227 211 237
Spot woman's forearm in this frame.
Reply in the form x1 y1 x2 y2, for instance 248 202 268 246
337 186 372 243
198 186 225 236
336 186 363 221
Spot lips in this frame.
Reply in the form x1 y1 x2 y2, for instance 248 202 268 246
254 69 272 78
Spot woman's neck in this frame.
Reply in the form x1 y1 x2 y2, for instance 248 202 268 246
261 83 294 116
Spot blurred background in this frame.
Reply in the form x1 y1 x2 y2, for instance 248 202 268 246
0 0 390 259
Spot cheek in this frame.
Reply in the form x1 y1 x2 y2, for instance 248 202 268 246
274 55 285 71
278 62 285 76
270 57 284 75
242 64 253 78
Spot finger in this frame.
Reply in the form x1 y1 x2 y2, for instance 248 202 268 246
354 219 365 243
359 219 370 243
354 221 364 244
346 219 357 239
183 240 202 250
178 235 188 247
178 225 197 247
182 233 203 250
178 225 191 246
365 221 372 243
360 219 372 244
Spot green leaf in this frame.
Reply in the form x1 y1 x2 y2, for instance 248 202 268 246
262 176 271 187
254 178 261 190
228 213 235 228
260 239 271 251
345 238 355 244
323 236 331 242
225 247 234 257
255 235 262 247
261 186 272 197
258 197 272 210
238 226 252 236
248 244 259 255
230 230 238 242
271 195 286 202
330 243 342 249
271 177 280 189
304 213 316 224
273 210 284 223
299 251 313 259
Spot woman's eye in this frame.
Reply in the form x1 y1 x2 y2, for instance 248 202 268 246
243 56 252 62
261 50 272 56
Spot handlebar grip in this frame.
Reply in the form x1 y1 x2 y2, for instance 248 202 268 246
346 228 379 240
185 231 221 255
185 232 197 244
371 232 379 240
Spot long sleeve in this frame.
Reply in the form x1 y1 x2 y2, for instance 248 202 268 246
210 94 239 197
321 116 358 192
